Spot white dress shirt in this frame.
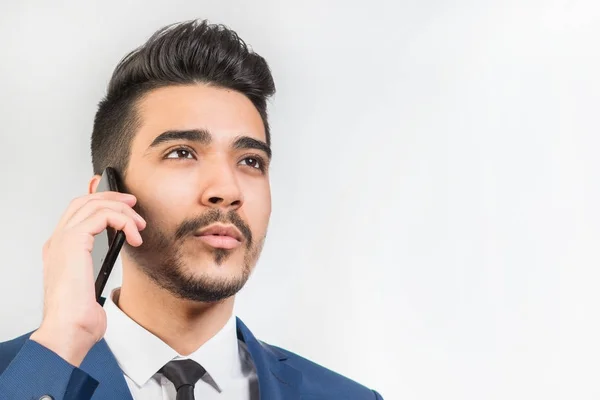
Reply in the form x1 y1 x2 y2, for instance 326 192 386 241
103 288 259 399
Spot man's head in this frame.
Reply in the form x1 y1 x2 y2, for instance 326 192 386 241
89 19 275 303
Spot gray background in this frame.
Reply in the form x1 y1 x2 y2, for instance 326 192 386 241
1 1 599 399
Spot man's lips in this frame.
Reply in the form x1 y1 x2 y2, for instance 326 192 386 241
196 235 241 249
194 224 243 250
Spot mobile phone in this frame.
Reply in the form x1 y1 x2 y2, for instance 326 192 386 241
91 167 127 305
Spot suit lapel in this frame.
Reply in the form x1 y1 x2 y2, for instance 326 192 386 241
80 339 133 400
236 317 303 400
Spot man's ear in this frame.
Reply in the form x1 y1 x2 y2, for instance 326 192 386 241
88 175 102 194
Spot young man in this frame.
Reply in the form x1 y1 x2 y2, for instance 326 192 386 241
0 19 383 400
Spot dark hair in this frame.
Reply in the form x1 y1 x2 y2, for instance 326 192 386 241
90 19 276 176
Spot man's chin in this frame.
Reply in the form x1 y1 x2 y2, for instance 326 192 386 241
183 256 247 275
167 273 250 303
160 258 251 302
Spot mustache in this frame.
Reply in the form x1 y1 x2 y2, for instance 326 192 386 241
174 209 253 246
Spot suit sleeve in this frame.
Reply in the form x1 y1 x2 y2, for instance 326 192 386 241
373 389 384 399
0 339 99 400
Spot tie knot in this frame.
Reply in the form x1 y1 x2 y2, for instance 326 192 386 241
159 359 206 391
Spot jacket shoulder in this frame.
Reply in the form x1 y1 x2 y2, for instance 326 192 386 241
261 341 380 399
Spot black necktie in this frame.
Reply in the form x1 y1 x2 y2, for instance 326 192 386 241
159 359 207 400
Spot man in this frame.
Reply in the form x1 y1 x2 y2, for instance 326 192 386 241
0 19 383 400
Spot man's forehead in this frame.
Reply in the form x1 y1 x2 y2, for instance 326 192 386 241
134 84 267 145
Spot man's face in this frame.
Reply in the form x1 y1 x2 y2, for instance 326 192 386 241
120 84 271 302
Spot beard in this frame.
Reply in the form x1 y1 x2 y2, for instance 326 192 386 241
124 203 265 303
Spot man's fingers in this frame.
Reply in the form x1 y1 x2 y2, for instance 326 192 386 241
54 191 136 232
76 208 143 247
64 199 146 231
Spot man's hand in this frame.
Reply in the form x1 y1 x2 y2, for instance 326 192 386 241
30 191 146 367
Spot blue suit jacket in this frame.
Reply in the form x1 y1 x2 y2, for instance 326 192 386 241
0 317 383 399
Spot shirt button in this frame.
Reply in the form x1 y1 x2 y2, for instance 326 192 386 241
39 396 54 400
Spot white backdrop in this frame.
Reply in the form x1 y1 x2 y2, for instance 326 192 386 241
1 1 599 399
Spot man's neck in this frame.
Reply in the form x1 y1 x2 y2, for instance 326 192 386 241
115 264 235 356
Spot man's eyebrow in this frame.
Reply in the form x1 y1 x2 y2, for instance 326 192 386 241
233 136 272 159
147 129 271 159
148 129 212 148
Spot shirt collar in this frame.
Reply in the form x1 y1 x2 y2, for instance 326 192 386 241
103 287 242 391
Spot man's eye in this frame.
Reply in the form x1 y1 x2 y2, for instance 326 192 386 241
240 157 263 170
166 148 194 159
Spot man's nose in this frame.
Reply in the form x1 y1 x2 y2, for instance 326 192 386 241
199 164 244 210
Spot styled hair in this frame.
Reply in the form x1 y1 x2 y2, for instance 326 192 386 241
90 19 276 176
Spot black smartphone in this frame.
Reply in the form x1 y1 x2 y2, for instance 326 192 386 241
91 167 127 305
